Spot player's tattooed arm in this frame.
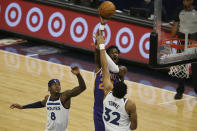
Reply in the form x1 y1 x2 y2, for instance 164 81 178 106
62 66 86 101
10 95 48 109
126 100 137 130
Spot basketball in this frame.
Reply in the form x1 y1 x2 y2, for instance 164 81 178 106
98 1 116 19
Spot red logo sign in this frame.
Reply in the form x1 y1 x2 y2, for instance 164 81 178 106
0 0 169 63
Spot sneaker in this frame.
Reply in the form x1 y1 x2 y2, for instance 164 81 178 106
194 88 197 95
174 93 183 100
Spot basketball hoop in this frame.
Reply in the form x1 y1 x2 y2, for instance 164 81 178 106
168 64 190 79
161 38 194 79
161 38 197 49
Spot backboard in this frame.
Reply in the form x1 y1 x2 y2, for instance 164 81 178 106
149 0 197 68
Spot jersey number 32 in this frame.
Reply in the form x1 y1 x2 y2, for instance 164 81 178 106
104 107 120 126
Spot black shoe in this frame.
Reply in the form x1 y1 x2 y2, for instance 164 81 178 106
174 93 183 100
194 88 197 95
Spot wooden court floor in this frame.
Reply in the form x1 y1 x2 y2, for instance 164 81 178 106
0 50 197 131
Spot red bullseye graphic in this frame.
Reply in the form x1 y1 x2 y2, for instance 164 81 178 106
29 13 39 27
74 22 84 37
51 17 62 32
116 27 134 53
118 33 131 48
142 39 149 54
26 7 43 32
70 17 88 43
5 3 22 27
48 12 66 37
139 33 151 59
8 8 18 22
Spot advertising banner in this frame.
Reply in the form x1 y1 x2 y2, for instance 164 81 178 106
0 0 160 63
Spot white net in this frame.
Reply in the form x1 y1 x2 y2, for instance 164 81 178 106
160 40 191 79
168 64 190 79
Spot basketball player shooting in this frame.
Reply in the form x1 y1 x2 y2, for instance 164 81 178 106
93 12 127 131
93 2 128 130
94 29 127 131
96 31 137 131
10 66 86 131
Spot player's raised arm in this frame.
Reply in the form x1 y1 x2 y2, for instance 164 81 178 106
94 40 101 72
61 66 86 101
100 17 119 73
118 65 128 81
10 95 48 109
96 31 113 96
94 17 119 73
94 17 108 72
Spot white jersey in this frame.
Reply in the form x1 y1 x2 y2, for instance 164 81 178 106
179 9 197 34
45 95 69 131
103 92 130 131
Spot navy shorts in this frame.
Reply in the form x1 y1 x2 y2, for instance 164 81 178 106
93 107 105 131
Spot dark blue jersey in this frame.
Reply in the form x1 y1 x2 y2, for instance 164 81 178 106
94 69 120 108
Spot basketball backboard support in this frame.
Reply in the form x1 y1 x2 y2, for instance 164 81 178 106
149 0 197 68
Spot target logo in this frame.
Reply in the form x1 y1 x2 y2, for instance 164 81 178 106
161 86 177 110
26 7 43 32
4 48 20 69
139 33 151 59
186 95 197 111
47 58 64 80
48 12 66 37
116 27 134 53
137 81 156 104
70 17 88 43
25 55 42 75
93 23 111 46
5 3 22 27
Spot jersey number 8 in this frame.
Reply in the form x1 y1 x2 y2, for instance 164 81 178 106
51 112 56 120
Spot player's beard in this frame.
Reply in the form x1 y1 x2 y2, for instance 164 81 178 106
113 58 119 64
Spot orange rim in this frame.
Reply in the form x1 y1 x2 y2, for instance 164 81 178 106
161 38 197 49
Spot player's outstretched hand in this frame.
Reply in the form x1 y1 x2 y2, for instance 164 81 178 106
10 104 23 109
100 16 108 25
96 31 106 45
71 66 80 75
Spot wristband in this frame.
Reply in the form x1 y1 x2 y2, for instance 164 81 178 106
99 24 105 31
99 44 105 50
